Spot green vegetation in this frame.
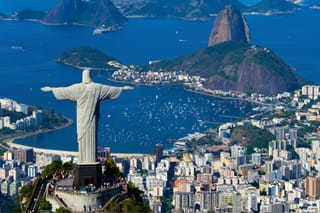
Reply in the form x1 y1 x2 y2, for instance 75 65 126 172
106 182 151 213
144 41 249 81
104 158 124 178
41 160 74 177
15 161 73 212
230 125 275 154
56 46 116 70
142 40 302 95
1 108 26 122
15 183 34 212
43 0 127 28
39 198 52 211
40 108 69 128
105 198 151 213
252 47 294 77
56 207 72 213
125 0 244 19
122 0 297 20
0 127 15 136
186 135 222 152
0 106 69 139
14 9 45 20
248 0 299 13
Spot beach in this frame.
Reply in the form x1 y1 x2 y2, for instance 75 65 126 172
1 118 73 153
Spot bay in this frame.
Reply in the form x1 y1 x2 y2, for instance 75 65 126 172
0 7 319 153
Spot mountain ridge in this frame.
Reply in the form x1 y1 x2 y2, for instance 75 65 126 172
41 0 128 29
117 0 300 20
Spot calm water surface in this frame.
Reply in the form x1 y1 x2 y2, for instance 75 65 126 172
0 5 319 153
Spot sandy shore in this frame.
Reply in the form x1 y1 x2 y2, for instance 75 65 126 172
3 118 73 151
2 118 147 158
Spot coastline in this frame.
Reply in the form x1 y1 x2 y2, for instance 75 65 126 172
55 61 114 71
183 87 272 106
3 117 73 151
2 118 148 158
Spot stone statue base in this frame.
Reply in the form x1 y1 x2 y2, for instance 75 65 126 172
73 162 102 188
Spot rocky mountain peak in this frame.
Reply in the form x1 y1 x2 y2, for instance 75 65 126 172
208 5 251 47
42 0 127 28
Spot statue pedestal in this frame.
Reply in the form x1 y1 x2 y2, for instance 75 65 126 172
73 162 102 188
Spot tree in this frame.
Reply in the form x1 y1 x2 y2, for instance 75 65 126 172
127 181 144 203
62 161 74 171
15 183 34 212
41 160 63 177
104 158 123 178
39 198 52 210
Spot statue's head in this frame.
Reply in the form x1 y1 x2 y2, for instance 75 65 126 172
82 69 92 84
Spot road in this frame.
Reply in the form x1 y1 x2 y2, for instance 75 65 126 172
26 177 49 213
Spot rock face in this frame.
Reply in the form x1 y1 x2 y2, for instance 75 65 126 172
141 6 306 96
208 5 250 47
144 42 304 96
42 0 127 28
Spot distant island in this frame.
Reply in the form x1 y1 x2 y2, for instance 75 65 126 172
115 0 300 20
247 0 300 14
0 0 128 33
41 0 128 32
56 46 118 70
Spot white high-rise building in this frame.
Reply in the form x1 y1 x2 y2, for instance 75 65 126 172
27 165 37 177
32 110 43 126
248 193 258 212
302 85 320 99
9 181 20 196
3 116 10 128
16 104 28 115
3 151 14 161
0 180 10 195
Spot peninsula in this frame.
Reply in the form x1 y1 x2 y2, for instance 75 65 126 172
133 6 306 96
56 46 118 70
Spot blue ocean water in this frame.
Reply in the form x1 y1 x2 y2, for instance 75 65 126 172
0 6 319 153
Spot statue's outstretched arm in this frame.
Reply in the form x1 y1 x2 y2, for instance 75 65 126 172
41 86 53 92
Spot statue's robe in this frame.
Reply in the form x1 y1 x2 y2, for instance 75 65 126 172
52 82 122 164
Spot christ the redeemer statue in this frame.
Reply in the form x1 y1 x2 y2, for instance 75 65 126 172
41 69 133 164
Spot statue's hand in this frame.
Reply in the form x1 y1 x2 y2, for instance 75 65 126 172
41 86 52 92
123 86 134 91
